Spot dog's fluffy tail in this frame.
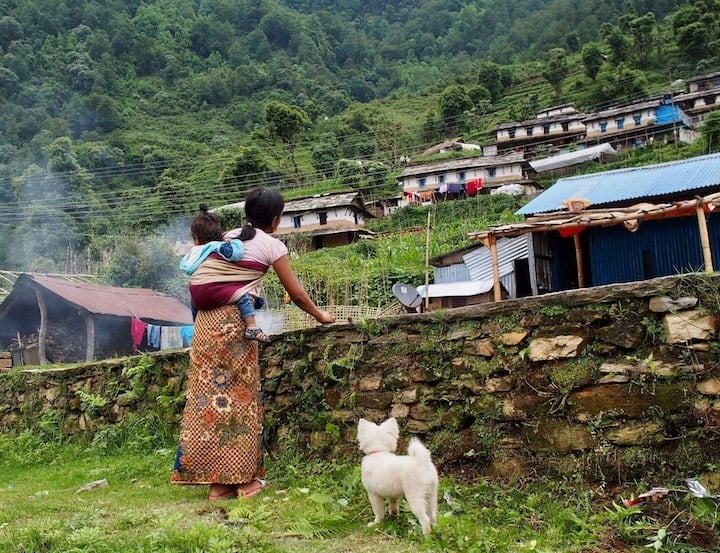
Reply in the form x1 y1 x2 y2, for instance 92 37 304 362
408 437 433 466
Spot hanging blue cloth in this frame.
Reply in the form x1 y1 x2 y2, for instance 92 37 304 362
147 324 161 348
180 325 194 347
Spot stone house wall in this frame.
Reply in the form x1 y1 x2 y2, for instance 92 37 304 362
2 274 720 485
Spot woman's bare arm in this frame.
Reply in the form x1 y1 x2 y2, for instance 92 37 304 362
272 254 335 323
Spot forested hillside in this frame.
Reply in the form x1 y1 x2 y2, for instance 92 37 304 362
0 0 718 301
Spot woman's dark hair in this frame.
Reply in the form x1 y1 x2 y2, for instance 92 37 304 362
190 204 223 244
238 188 285 240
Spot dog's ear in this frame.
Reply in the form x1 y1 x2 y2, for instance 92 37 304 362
381 417 400 439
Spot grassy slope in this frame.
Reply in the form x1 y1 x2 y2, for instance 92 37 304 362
3 435 707 553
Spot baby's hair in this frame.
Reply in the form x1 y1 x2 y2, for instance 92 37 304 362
237 188 285 241
191 203 223 244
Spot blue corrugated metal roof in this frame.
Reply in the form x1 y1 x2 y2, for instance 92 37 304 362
517 152 720 215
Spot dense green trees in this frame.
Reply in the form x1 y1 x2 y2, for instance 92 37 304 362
264 101 311 183
439 85 473 134
541 48 569 99
671 0 720 65
0 0 712 290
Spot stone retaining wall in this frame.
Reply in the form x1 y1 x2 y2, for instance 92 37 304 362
2 274 720 485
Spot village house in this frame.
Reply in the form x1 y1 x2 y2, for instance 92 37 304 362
581 96 689 149
493 104 587 154
686 70 720 93
213 191 376 253
673 72 720 131
397 152 535 205
272 191 376 252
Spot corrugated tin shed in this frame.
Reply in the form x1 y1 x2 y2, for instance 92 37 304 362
430 236 530 299
518 152 720 215
0 274 192 326
0 274 193 364
464 235 530 282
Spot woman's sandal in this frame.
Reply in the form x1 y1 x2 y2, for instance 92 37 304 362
208 484 238 501
245 327 272 344
236 478 266 499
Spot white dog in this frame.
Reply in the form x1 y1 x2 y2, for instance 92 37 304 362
357 417 439 535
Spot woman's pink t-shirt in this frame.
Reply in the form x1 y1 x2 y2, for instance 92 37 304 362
189 228 288 310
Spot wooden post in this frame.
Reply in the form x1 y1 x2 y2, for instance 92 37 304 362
488 234 502 302
696 204 714 272
574 234 585 288
34 287 48 365
424 210 431 311
85 315 95 361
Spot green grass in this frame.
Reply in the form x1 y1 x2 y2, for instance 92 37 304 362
1 427 718 552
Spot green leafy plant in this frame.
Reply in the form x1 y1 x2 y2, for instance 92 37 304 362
540 305 567 317
74 389 109 417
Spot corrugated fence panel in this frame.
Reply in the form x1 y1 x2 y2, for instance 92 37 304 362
589 215 720 286
434 263 470 284
464 235 530 281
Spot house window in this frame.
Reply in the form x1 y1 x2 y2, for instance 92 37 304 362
526 127 533 136
600 122 608 133
419 178 426 189
616 118 625 130
459 171 466 181
318 212 328 225
487 167 496 179
508 129 515 139
438 175 445 185
543 125 551 135
562 122 569 132
633 114 642 126
292 216 302 228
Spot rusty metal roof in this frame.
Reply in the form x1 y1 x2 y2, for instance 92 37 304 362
0 270 101 302
0 274 192 325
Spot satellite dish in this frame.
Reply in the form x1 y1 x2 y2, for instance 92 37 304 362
392 282 422 309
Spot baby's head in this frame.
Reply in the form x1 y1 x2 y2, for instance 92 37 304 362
191 204 223 245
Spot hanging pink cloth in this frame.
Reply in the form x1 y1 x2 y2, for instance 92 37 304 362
130 318 147 351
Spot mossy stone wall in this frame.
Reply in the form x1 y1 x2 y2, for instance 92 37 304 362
3 274 720 485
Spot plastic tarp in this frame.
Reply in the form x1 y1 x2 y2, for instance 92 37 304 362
530 143 617 173
416 280 494 298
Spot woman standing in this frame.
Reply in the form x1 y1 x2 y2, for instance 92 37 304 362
172 189 334 500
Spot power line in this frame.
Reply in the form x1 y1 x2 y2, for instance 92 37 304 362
0 63 707 232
